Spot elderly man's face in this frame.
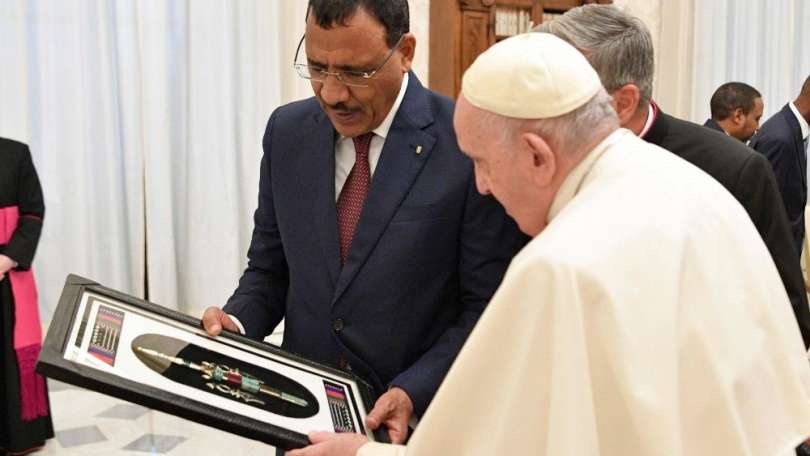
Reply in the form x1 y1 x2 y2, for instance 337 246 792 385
304 7 413 138
453 97 552 237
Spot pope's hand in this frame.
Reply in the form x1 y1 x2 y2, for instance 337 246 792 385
365 387 413 444
285 431 369 456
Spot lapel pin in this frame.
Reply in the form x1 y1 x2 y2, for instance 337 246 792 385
415 145 423 155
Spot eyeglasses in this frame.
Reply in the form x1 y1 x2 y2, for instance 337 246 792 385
293 34 404 87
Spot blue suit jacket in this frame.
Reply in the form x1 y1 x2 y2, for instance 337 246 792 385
750 104 807 254
224 74 526 415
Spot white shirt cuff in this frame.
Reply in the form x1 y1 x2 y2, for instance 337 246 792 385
227 314 246 335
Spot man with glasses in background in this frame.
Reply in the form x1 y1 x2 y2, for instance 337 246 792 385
201 0 525 448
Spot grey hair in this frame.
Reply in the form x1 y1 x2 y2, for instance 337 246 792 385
535 5 655 105
473 89 619 158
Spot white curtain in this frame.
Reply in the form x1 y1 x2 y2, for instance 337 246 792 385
0 0 312 321
688 0 810 123
623 0 810 123
137 0 283 315
0 0 147 319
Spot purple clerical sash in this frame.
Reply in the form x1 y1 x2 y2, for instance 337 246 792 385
0 205 48 420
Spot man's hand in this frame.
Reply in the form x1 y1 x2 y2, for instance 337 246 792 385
0 254 16 282
365 387 414 444
285 431 368 456
201 306 239 336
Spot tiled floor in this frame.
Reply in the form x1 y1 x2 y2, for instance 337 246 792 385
39 379 276 455
38 331 285 455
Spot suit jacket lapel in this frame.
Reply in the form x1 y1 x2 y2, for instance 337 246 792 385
310 110 342 287
332 74 437 305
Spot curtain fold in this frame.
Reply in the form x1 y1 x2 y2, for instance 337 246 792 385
614 0 809 123
0 0 290 320
689 0 797 122
0 0 146 319
142 0 285 316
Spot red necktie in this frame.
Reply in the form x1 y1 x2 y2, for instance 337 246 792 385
336 133 373 264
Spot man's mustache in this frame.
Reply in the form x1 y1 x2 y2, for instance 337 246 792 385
326 103 358 113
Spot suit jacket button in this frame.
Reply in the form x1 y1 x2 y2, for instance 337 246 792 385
332 318 345 333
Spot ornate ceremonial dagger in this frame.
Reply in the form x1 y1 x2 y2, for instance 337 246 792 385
134 346 309 408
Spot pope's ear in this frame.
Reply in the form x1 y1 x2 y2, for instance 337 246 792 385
523 132 556 187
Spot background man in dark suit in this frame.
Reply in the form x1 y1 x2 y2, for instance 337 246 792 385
202 0 525 446
536 5 810 351
704 82 764 142
750 76 810 256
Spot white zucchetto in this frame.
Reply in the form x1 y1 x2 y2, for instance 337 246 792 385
461 33 603 119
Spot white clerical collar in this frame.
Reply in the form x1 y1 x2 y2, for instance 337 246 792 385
638 102 657 138
547 128 630 223
339 73 409 142
789 101 809 142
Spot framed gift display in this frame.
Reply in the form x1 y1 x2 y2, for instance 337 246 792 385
36 275 386 450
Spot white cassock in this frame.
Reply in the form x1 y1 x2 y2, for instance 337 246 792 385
359 129 810 456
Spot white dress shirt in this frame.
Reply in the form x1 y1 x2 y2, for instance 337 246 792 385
789 101 810 199
789 101 810 145
334 73 409 199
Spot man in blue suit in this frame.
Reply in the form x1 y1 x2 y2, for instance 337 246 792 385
202 0 525 445
751 76 810 255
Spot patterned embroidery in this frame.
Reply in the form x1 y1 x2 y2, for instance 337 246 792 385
88 305 125 366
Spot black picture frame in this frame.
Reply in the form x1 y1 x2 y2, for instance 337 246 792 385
36 274 387 450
